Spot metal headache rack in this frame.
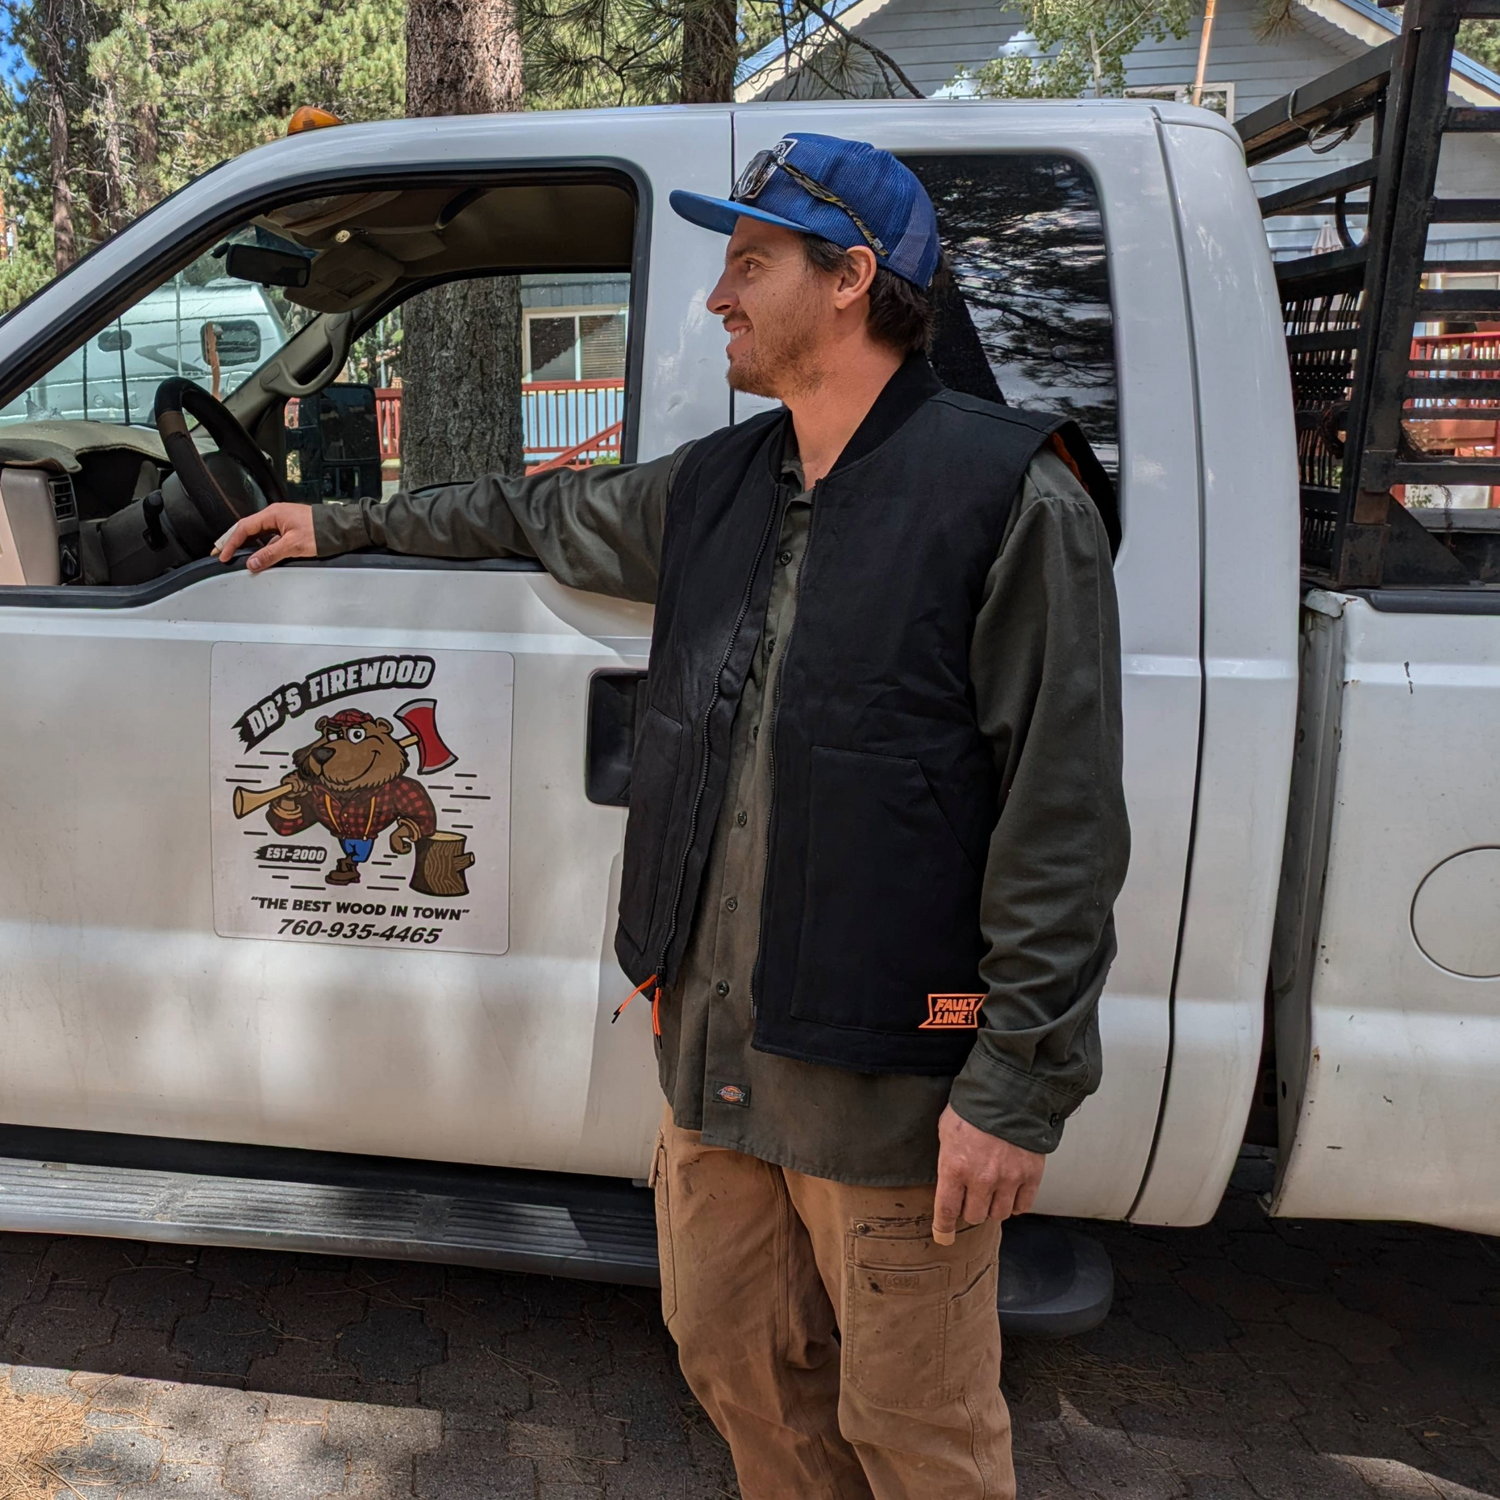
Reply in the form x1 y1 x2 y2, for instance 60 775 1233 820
1238 0 1500 588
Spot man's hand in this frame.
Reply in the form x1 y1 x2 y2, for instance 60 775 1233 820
932 1104 1046 1243
214 503 317 573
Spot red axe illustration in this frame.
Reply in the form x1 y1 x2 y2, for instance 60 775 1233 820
392 698 457 773
233 697 457 818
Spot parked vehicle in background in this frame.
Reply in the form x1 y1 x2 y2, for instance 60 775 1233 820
0 0 1488 1333
0 261 289 426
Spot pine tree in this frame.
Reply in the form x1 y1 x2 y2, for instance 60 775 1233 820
960 0 1198 100
521 0 918 109
399 0 525 487
0 0 406 311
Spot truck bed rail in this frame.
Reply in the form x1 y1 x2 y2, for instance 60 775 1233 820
1238 0 1500 588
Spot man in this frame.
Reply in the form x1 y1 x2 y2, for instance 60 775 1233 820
217 133 1129 1500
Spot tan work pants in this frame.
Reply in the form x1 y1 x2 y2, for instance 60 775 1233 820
650 1108 1015 1500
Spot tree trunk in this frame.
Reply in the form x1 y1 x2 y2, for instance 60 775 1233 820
680 0 739 104
134 31 160 213
39 0 76 273
100 77 127 235
402 0 526 488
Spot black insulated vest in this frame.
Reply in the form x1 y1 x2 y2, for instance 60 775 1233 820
613 358 1114 1075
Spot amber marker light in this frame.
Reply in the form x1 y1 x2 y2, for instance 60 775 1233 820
288 106 345 135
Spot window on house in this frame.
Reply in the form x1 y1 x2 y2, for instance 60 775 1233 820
1126 82 1235 119
523 288 629 383
902 153 1118 474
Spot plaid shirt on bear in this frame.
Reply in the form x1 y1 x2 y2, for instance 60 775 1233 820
267 778 437 843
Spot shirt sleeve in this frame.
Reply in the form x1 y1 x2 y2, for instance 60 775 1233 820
308 445 691 604
946 447 1131 1156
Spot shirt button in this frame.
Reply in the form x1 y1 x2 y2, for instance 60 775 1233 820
716 981 730 996
725 897 738 912
779 549 793 565
736 811 747 826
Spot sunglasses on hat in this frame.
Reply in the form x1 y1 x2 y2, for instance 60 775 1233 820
733 141 890 259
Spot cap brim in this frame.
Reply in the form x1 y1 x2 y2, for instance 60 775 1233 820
669 189 809 238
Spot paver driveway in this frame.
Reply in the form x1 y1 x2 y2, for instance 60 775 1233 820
0 1154 1495 1498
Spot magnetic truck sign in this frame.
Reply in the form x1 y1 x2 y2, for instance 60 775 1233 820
210 642 514 956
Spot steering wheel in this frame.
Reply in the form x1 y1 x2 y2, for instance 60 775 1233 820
154 377 288 536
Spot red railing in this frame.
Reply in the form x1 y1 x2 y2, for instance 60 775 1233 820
376 387 401 462
1404 331 1500 505
522 378 625 469
373 380 624 473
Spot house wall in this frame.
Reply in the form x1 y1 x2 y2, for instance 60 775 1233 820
745 0 1500 261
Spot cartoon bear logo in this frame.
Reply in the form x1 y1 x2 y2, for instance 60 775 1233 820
232 696 477 896
267 708 437 886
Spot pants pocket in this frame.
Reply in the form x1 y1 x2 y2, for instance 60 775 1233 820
843 1223 952 1410
651 1132 677 1327
947 1252 1002 1400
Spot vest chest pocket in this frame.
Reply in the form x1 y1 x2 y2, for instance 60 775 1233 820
617 707 685 951
790 745 985 1034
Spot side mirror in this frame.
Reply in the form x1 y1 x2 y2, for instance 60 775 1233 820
224 243 311 289
284 382 383 503
97 325 132 352
202 319 262 367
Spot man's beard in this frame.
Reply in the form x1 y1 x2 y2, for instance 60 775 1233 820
725 301 826 400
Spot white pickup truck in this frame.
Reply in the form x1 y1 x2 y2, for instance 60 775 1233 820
0 7 1492 1331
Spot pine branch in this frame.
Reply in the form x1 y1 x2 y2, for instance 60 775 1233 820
794 0 921 98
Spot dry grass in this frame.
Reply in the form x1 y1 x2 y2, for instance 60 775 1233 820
0 1375 90 1500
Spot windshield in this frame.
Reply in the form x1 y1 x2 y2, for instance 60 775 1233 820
0 246 315 428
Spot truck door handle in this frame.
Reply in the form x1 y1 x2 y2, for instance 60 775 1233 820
586 670 649 807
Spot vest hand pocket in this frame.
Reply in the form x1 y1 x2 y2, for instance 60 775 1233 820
617 706 685 951
788 745 985 1035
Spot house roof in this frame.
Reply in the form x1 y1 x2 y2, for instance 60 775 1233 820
736 0 1500 104
1308 0 1500 100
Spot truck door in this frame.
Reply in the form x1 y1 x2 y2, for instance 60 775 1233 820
0 111 731 1180
731 104 1205 1220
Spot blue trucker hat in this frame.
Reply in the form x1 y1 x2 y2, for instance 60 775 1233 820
669 133 942 290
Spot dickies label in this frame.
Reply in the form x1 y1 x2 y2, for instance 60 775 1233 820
713 1082 750 1107
918 993 984 1029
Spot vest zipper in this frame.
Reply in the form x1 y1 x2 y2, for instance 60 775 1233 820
750 478 820 1021
653 483 784 991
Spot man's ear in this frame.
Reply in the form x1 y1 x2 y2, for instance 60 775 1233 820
833 245 879 310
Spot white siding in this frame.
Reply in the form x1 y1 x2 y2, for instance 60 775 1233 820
745 0 1500 260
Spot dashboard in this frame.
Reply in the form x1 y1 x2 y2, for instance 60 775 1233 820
0 422 181 587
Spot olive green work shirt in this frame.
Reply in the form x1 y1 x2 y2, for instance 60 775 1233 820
311 436 1129 1182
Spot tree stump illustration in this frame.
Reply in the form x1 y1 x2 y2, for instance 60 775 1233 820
411 831 475 897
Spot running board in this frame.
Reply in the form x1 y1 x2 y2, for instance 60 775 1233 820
0 1153 661 1286
0 1143 1113 1336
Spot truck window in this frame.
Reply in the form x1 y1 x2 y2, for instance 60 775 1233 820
0 238 314 427
903 154 1118 477
0 173 639 591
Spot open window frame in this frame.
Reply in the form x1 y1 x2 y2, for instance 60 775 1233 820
0 158 651 608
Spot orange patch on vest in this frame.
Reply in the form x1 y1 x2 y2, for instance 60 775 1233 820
918 994 984 1029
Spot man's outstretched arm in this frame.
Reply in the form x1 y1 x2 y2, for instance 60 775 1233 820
215 446 689 604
